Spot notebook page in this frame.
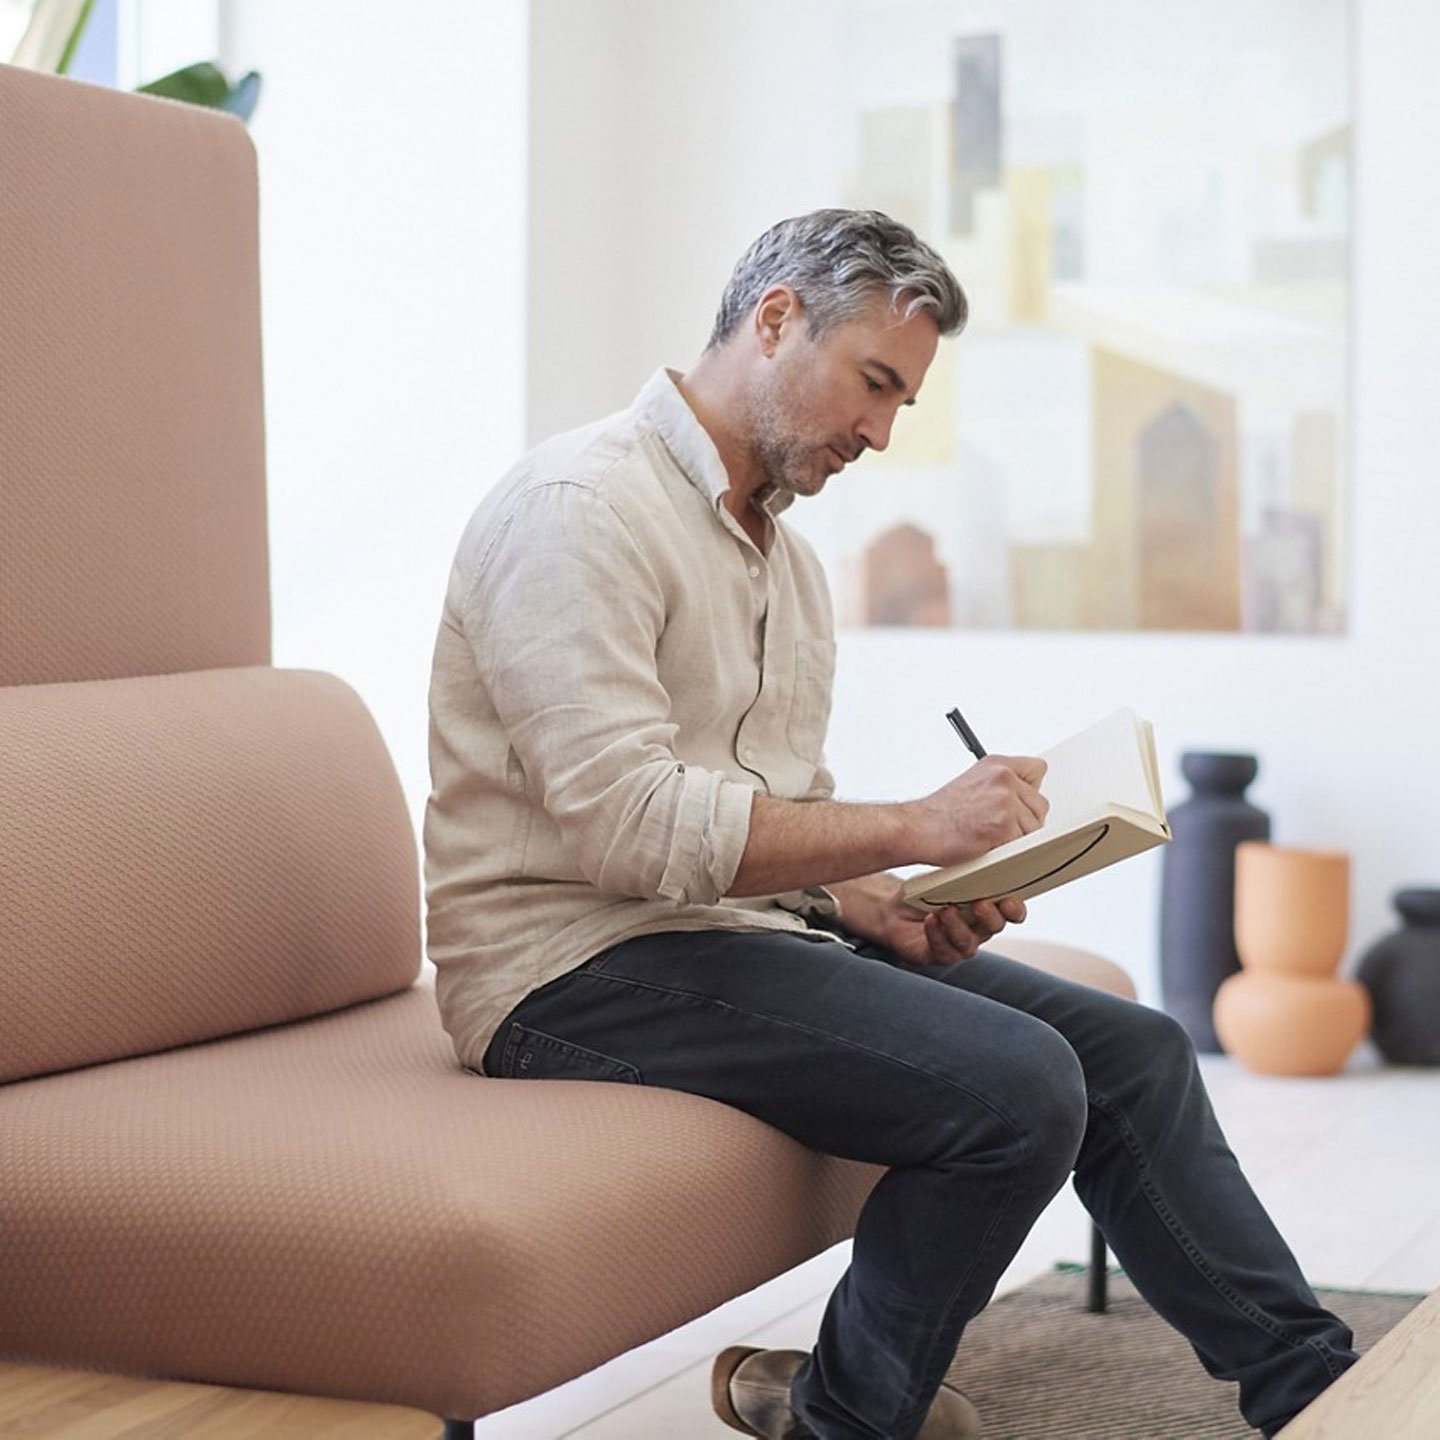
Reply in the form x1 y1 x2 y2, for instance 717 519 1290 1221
1140 719 1164 814
1037 709 1155 831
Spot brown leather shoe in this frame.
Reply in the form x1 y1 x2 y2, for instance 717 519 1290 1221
710 1345 983 1439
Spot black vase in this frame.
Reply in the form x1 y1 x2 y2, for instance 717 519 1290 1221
1159 753 1271 1052
1356 888 1440 1065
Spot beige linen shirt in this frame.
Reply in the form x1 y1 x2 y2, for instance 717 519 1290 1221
423 368 843 1070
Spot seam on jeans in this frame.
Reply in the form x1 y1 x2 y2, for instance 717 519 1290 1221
1085 1086 1349 1376
1305 1335 1351 1382
563 967 1032 1139
497 1023 523 1079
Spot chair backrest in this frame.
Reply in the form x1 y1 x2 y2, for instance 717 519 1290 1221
0 65 420 1082
0 61 269 686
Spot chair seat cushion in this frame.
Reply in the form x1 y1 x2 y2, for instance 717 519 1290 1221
0 666 420 1083
0 984 880 1420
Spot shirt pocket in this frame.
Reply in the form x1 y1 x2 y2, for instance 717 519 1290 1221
786 636 836 761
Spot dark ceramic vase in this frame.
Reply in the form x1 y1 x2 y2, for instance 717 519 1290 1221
1159 753 1271 1052
1356 888 1440 1065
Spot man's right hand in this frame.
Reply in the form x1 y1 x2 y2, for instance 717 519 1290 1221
907 755 1049 869
729 755 1049 899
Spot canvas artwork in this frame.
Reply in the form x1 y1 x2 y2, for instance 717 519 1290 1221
789 0 1351 634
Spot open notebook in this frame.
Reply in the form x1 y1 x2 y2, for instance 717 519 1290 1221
902 708 1171 910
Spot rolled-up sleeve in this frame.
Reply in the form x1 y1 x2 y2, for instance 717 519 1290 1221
464 481 753 905
803 755 836 803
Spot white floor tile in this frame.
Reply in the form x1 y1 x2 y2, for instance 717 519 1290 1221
1365 1211 1440 1293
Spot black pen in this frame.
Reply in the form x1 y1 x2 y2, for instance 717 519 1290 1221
945 706 987 761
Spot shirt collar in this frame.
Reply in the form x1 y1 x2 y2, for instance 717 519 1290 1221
635 368 795 518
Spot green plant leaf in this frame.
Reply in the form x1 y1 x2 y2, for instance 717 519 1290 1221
137 60 229 107
136 60 262 122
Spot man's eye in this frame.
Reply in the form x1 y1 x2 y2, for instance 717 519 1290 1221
863 376 884 393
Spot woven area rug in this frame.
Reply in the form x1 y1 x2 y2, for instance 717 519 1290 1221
940 1266 1421 1439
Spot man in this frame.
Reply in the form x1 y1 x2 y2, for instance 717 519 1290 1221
424 210 1356 1439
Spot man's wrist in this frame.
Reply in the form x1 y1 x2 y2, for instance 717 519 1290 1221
890 796 932 868
830 870 906 946
858 799 923 878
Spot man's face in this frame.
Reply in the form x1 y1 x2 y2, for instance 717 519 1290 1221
745 292 941 500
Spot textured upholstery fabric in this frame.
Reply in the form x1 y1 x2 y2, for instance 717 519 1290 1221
0 60 1136 1427
0 666 420 1082
990 937 1139 1001
0 984 883 1420
0 63 269 686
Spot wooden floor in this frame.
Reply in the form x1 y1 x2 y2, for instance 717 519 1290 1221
0 1363 441 1439
1281 1286 1440 1439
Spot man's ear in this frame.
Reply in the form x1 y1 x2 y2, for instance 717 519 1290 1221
753 285 804 357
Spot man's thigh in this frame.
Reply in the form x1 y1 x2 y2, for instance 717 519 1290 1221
482 928 1082 1168
889 938 1182 1103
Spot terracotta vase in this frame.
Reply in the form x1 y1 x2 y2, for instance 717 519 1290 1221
1213 843 1370 1076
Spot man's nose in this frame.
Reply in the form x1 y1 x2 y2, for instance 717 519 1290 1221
856 409 894 454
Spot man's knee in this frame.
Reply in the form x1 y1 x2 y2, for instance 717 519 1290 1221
927 1019 1087 1189
1017 1023 1089 1178
1118 1003 1198 1083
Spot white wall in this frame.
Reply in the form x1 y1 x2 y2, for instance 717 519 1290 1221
126 0 217 85
527 0 843 442
231 0 529 862
240 0 1437 1002
525 0 1440 1001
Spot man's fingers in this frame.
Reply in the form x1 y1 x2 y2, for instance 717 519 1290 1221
1004 754 1048 788
989 755 1050 834
924 897 1024 965
932 902 1006 959
923 910 972 962
933 908 971 949
967 900 1006 935
1020 778 1050 828
928 909 977 959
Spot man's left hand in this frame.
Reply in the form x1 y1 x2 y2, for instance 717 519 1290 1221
883 892 1026 966
829 872 1026 966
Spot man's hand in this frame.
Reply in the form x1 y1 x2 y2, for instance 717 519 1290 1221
888 893 1028 965
906 755 1049 869
829 872 1028 966
730 755 1048 900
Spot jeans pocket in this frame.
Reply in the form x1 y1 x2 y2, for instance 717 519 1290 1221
497 1022 643 1084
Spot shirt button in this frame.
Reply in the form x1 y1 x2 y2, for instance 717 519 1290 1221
748 565 760 578
740 746 755 762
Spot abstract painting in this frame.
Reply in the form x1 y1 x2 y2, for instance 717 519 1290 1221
790 0 1351 634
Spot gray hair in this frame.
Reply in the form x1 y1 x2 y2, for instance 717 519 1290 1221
706 208 967 349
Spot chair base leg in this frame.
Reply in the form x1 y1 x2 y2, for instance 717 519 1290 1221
443 1420 473 1439
1086 1219 1108 1313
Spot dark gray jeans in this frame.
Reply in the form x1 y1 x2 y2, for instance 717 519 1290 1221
481 925 1356 1439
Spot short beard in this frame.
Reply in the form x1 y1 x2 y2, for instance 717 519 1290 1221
754 435 826 499
746 376 826 499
